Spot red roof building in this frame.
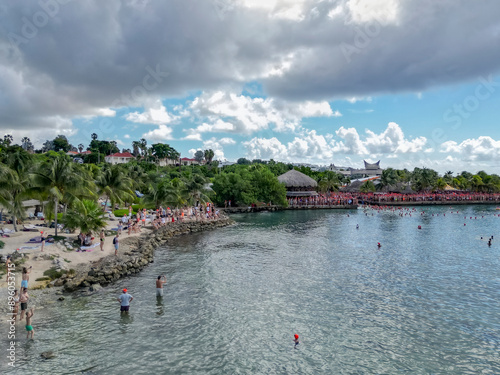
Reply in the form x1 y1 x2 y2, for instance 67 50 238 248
105 152 135 165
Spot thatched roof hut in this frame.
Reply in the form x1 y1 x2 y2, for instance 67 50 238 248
278 170 318 197
278 170 318 188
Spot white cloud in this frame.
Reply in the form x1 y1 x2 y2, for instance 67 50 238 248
188 137 235 160
187 91 336 135
142 125 173 141
124 134 130 139
125 100 177 125
440 136 500 161
244 122 429 162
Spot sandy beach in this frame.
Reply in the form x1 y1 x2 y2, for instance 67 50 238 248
0 219 151 292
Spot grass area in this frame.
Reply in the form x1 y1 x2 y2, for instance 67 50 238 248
114 209 136 217
0 240 4 249
63 258 71 263
35 276 51 282
43 267 67 280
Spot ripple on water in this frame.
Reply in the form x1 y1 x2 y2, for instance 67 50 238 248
2 207 500 374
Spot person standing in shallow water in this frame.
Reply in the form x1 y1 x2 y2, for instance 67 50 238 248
117 288 133 314
156 275 167 297
25 308 35 339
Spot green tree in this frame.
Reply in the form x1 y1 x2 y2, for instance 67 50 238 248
194 150 204 163
204 149 215 164
52 135 72 152
96 165 135 209
360 180 376 193
0 148 33 231
63 199 106 234
32 153 94 236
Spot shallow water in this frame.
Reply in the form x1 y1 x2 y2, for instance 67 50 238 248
2 206 500 374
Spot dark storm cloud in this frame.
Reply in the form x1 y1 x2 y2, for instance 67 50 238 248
0 0 499 133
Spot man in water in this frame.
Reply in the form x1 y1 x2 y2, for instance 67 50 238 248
26 307 35 339
117 288 133 314
156 275 167 297
294 334 299 347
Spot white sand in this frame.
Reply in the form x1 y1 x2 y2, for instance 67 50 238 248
0 220 151 290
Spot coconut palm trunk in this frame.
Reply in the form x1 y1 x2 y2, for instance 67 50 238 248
12 214 18 232
54 197 59 236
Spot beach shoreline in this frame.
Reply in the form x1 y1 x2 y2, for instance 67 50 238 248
0 216 234 314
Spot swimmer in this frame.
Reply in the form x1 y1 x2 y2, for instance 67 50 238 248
356 224 359 229
294 334 299 346
377 242 381 248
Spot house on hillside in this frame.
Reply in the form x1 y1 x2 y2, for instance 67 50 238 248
105 152 135 165
157 158 178 167
180 157 201 166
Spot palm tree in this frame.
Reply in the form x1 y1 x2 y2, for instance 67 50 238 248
204 149 215 164
132 141 141 157
63 199 106 234
78 144 84 153
378 168 399 191
360 180 376 193
0 148 33 231
3 134 13 146
143 178 186 208
183 173 210 205
96 165 135 210
32 153 95 236
91 133 98 140
317 171 340 193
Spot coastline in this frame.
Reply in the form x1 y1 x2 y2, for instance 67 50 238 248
0 216 234 314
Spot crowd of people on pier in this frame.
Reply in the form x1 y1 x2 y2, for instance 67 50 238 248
286 191 500 207
287 193 356 207
358 192 500 203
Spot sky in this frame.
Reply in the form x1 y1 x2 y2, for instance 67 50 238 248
1 0 500 173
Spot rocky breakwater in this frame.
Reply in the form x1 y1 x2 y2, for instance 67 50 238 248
61 217 234 292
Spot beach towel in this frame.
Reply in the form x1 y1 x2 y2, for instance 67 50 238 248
77 243 100 252
22 224 39 231
26 236 54 244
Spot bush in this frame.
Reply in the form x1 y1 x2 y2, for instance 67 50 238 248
35 277 51 282
0 240 4 249
43 267 67 280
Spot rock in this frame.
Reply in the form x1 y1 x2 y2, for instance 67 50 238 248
90 283 102 292
41 351 57 359
55 291 63 295
57 297 65 301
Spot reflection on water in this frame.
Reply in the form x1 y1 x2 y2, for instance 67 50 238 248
2 206 500 374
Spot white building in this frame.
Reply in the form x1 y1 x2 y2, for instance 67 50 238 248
105 152 135 165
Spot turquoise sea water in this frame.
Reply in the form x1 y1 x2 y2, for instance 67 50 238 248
2 206 500 374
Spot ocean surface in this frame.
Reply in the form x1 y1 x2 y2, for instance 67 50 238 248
2 205 500 374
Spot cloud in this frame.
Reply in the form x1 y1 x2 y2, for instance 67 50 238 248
187 91 335 135
245 122 429 162
125 100 177 125
188 137 235 160
440 136 500 161
142 125 173 141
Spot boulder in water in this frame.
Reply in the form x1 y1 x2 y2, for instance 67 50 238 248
40 351 56 359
